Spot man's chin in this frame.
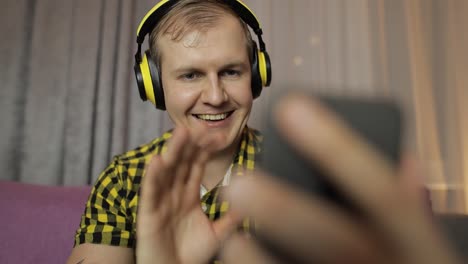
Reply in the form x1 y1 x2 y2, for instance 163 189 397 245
197 133 237 154
197 136 228 151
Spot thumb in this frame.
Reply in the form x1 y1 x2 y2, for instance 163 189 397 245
212 209 242 243
398 152 432 215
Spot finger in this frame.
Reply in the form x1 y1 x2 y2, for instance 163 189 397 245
222 233 278 264
275 95 462 264
223 173 381 263
398 152 428 209
274 94 399 222
162 126 190 168
139 155 166 214
172 132 199 192
140 127 195 214
391 154 462 264
212 210 242 243
185 149 210 203
161 127 191 188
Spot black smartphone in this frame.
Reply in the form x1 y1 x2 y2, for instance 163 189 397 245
260 94 403 212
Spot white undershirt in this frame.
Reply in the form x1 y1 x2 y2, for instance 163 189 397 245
199 164 233 198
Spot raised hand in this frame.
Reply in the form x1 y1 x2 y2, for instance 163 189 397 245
221 93 461 264
136 127 238 264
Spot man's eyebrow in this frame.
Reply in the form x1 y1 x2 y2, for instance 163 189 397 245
172 66 202 75
220 62 249 70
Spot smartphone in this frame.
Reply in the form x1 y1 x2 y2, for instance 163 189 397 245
260 94 403 212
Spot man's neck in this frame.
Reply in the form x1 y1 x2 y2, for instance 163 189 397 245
201 139 240 191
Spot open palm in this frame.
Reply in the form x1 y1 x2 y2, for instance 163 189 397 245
136 127 237 264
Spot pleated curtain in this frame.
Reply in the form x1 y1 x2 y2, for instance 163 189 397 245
0 0 466 213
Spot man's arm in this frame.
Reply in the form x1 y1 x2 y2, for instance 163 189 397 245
67 243 134 264
68 157 136 264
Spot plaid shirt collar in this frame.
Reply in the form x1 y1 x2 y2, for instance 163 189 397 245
199 127 262 228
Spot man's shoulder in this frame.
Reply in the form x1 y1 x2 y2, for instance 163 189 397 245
247 127 263 141
246 126 263 151
113 130 173 166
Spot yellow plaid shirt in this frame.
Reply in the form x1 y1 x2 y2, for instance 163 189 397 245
74 127 262 251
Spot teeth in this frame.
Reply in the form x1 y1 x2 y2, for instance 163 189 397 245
196 113 229 121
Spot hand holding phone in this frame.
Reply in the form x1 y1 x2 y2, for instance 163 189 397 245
260 94 403 212
256 93 403 262
221 93 461 264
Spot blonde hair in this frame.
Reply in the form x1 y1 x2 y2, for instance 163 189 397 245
148 0 254 65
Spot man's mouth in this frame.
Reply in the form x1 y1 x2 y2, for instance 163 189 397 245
193 111 234 121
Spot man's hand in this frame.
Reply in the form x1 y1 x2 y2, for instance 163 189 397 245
136 127 238 264
221 93 461 264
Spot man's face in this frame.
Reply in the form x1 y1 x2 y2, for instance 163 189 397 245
159 14 253 153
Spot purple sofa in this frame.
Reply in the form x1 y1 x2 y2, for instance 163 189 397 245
0 180 91 264
1 180 467 263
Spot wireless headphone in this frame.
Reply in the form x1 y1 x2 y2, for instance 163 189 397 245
134 0 272 110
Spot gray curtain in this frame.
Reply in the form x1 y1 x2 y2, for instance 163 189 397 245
1 0 173 186
0 0 467 213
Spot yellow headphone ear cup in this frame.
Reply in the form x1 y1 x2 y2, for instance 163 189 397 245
140 53 156 105
258 51 268 87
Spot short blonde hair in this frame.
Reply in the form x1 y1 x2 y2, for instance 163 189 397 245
148 0 254 66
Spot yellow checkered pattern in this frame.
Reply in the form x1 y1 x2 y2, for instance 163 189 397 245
74 127 262 252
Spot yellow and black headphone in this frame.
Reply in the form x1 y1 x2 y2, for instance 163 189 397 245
134 0 272 110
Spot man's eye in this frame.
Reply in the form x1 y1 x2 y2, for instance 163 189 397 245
181 72 200 80
221 70 241 77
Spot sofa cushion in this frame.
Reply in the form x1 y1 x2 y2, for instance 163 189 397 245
0 180 91 264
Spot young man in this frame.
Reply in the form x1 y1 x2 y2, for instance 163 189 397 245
67 0 270 263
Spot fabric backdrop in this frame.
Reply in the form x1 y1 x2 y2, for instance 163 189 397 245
0 0 466 214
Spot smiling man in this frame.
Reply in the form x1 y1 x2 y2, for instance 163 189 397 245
67 0 271 263
159 13 255 190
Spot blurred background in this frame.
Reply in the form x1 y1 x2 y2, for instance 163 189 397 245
0 0 466 214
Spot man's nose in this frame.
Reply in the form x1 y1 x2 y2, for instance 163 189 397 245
201 74 228 106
